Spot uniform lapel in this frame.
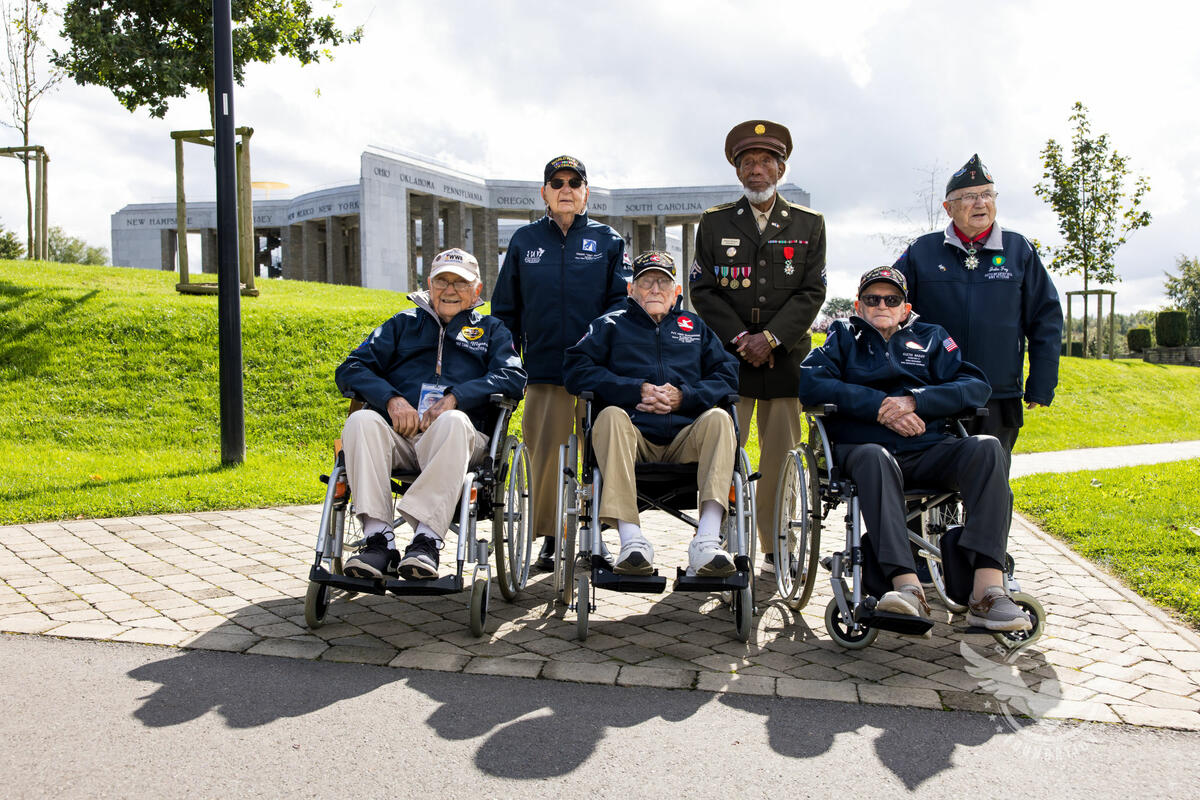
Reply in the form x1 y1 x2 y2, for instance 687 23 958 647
758 194 792 246
730 196 760 244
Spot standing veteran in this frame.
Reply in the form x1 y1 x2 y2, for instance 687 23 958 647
892 154 1063 456
336 249 527 581
492 155 631 571
564 252 741 577
690 119 827 572
798 267 1031 632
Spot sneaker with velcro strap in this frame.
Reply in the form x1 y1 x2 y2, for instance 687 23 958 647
688 536 736 577
613 537 654 575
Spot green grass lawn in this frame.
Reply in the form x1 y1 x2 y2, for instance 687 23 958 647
1013 460 1200 628
3 259 1200 526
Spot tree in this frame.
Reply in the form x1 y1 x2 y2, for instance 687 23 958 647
1165 254 1200 346
0 0 63 257
877 162 945 255
1034 101 1152 355
0 219 23 259
47 225 106 264
54 1 363 123
821 297 854 319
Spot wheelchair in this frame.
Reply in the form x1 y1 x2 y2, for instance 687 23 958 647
554 392 760 642
777 404 1046 651
304 393 533 637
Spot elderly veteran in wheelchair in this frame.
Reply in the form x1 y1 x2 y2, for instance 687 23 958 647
797 266 1031 632
563 251 742 577
334 248 527 581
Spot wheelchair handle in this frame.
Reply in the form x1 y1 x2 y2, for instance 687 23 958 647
803 403 837 416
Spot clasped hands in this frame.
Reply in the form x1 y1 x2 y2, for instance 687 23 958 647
387 393 457 437
877 395 924 437
637 382 682 415
736 332 775 368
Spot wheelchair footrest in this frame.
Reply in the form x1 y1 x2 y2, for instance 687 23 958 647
385 575 464 596
592 566 667 593
672 567 749 592
309 565 463 597
861 609 935 636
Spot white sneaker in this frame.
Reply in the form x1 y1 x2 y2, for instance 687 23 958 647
614 538 654 575
688 536 736 577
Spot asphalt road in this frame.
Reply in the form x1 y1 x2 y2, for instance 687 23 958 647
2 634 1197 798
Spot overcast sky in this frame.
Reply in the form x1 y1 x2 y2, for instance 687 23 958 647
4 0 1196 311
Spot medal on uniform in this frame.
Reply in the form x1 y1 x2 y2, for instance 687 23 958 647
726 246 737 257
964 246 979 270
720 266 729 286
740 267 751 288
783 246 794 275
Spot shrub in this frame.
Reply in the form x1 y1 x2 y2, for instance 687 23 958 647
1156 310 1188 348
1127 327 1152 352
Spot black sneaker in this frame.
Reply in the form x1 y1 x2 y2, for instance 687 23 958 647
399 535 441 580
344 533 399 579
762 552 798 575
533 537 555 572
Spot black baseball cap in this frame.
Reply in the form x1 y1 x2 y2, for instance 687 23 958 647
543 155 587 183
857 265 908 297
632 251 676 281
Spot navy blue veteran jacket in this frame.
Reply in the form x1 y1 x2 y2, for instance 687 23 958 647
335 291 527 435
798 315 991 454
491 212 630 384
563 297 740 446
893 224 1062 406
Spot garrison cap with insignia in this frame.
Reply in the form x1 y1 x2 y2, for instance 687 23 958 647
725 119 793 165
945 153 994 196
632 250 676 280
857 265 908 297
544 154 587 183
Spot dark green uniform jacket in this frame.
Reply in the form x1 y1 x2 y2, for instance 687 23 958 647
690 194 827 399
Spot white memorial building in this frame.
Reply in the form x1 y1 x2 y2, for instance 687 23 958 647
112 146 811 297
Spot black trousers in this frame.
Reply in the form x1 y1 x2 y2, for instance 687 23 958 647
835 436 1013 577
965 397 1023 459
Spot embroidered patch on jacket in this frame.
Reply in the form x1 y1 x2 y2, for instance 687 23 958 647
944 337 958 352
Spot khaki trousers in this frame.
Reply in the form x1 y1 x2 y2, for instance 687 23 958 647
523 384 584 539
341 409 486 537
592 406 736 529
736 396 804 553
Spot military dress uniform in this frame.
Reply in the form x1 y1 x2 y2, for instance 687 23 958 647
691 192 826 553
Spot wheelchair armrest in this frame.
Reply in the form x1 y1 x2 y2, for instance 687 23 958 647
722 393 741 408
803 403 838 416
579 391 595 402
955 406 988 421
488 392 519 410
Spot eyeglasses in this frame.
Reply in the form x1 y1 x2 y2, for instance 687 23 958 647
634 276 674 291
859 294 905 308
547 177 584 190
432 277 474 291
950 190 998 205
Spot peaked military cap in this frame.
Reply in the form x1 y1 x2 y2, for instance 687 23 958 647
724 119 792 165
632 251 676 280
945 154 994 196
544 155 587 183
857 265 908 297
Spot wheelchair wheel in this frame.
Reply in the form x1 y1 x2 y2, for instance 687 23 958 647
773 446 821 611
576 572 590 641
304 580 331 629
991 592 1046 650
732 584 753 642
554 436 579 607
494 436 533 602
923 498 967 614
824 597 879 650
469 577 490 637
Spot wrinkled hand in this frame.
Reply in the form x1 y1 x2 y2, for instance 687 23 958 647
878 395 917 426
884 412 926 437
736 333 775 368
420 392 458 432
637 382 681 415
387 395 420 437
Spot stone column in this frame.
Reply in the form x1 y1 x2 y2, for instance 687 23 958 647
346 220 361 286
281 224 299 280
200 229 218 274
422 196 441 273
161 229 177 271
326 216 346 283
681 221 697 311
444 201 467 251
634 222 652 257
302 220 322 282
473 206 499 298
653 215 667 251
407 194 421 292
